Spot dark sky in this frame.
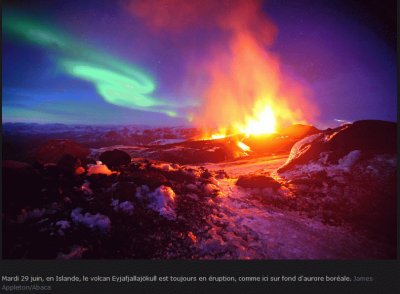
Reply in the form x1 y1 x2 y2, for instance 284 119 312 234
2 0 397 127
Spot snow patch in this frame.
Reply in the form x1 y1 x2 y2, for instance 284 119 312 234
111 199 134 215
208 177 219 186
87 164 114 176
154 163 176 172
281 150 363 179
204 183 219 194
56 220 71 230
135 185 150 200
148 185 176 220
337 150 361 171
284 133 322 166
71 208 111 232
55 220 71 236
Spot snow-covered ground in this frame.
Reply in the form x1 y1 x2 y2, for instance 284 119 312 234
195 155 391 259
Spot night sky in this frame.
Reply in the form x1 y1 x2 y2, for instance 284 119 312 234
2 0 397 128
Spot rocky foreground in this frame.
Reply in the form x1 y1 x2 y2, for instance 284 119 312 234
2 120 397 259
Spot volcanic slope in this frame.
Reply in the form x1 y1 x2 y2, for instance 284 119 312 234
195 155 392 259
3 121 395 259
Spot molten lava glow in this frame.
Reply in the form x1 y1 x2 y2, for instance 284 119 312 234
239 102 276 136
211 133 226 140
200 102 277 140
190 0 317 140
237 141 251 152
128 0 318 137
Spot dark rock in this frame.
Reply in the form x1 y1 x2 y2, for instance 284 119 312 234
215 170 228 179
57 154 80 174
130 170 169 189
113 182 137 201
81 157 97 166
3 160 32 170
159 170 195 183
327 120 396 160
32 161 44 170
156 147 232 164
35 139 90 164
99 149 131 168
278 120 396 173
43 163 62 178
201 170 213 179
2 160 43 212
145 138 239 164
276 120 397 246
88 173 117 190
236 175 281 189
287 178 324 188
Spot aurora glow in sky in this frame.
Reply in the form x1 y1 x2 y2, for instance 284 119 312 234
2 0 397 126
3 7 197 122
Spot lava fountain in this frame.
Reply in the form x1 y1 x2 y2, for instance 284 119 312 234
129 0 318 141
191 0 317 141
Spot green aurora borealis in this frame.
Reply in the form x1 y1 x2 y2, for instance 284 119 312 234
3 11 193 118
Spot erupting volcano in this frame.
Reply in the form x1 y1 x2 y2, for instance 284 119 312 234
189 0 315 139
130 0 317 140
2 0 396 260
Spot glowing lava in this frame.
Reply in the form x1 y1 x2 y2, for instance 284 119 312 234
190 0 317 141
200 101 277 140
210 133 227 140
239 101 276 136
237 141 251 152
